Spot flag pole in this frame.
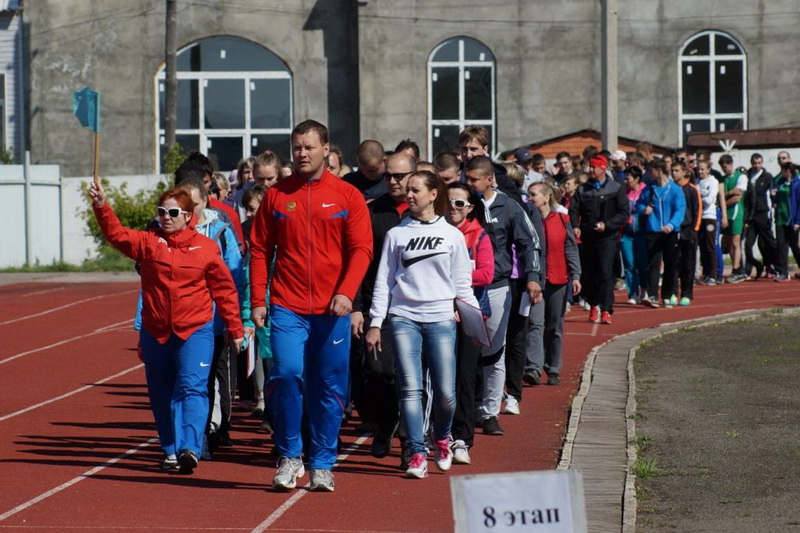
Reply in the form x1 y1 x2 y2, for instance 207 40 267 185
93 131 100 186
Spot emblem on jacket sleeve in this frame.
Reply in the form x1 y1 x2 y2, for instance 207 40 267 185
287 201 297 212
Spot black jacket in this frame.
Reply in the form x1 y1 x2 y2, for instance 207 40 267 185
484 191 543 286
569 178 629 238
744 169 775 220
353 193 409 313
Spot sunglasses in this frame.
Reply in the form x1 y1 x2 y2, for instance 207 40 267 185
157 206 188 219
383 171 413 182
449 199 472 209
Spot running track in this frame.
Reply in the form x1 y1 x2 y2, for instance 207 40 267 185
1 278 798 532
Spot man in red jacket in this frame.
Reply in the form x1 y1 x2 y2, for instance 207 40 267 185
250 120 372 492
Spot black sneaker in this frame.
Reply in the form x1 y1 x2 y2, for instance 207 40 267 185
482 416 505 436
371 433 392 458
523 369 541 386
177 449 198 474
547 373 561 386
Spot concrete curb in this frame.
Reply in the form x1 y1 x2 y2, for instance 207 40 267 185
560 306 799 533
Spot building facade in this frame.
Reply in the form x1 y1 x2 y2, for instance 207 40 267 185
22 0 800 176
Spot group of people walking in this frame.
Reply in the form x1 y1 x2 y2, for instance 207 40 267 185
89 118 799 492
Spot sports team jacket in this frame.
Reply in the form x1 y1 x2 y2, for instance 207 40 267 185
249 169 373 315
568 178 629 238
93 203 244 344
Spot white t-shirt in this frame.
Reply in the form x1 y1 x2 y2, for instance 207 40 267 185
697 177 719 219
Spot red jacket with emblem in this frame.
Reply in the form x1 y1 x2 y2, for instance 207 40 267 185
249 170 373 314
93 203 244 343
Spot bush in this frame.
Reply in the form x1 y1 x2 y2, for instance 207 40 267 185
80 178 170 270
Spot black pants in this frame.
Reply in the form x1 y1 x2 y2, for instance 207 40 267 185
361 323 399 436
504 278 528 402
699 219 718 278
744 214 778 275
676 232 698 299
207 335 232 434
776 224 800 276
581 235 618 312
646 232 678 299
452 324 482 447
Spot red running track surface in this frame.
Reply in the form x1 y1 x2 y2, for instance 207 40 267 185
0 279 798 532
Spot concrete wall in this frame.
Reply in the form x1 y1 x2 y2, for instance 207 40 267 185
358 0 800 158
0 11 21 159
26 0 359 177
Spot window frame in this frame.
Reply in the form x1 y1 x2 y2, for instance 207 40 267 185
155 38 293 172
427 36 496 160
678 30 747 146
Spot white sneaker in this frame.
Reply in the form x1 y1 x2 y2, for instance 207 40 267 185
273 456 305 491
503 395 520 415
434 437 453 471
451 440 471 465
405 453 428 479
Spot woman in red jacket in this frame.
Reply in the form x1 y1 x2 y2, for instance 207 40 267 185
528 182 581 384
445 182 494 466
90 183 244 474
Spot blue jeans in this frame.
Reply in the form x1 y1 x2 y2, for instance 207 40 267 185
620 232 648 298
141 321 214 458
267 305 350 469
389 316 457 456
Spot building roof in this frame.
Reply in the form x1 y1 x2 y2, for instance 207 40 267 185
504 129 671 160
686 127 800 151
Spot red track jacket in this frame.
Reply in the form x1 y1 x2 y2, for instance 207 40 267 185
94 203 244 343
249 170 373 315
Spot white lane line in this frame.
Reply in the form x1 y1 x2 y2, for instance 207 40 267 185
590 323 599 337
251 434 371 533
0 438 157 523
0 363 143 423
19 287 66 298
0 290 138 326
0 319 134 366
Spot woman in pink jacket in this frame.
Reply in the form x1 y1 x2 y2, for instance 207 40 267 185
445 182 494 466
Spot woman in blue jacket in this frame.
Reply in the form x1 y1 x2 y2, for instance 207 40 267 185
635 159 686 308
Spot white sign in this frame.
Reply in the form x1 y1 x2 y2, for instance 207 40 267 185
451 470 587 533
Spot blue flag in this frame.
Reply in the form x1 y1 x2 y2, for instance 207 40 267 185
72 87 101 133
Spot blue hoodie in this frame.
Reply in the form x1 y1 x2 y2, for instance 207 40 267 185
635 179 686 234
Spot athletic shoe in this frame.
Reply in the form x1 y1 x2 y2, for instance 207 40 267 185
162 454 178 471
668 295 678 306
451 440 471 465
434 437 453 471
260 418 273 434
400 440 411 470
503 394 520 415
626 296 639 305
405 453 428 479
716 276 725 285
370 430 394 458
523 369 541 386
663 299 673 309
309 469 335 492
696 277 709 285
482 416 505 436
615 278 626 291
177 449 198 474
679 297 691 306
547 373 561 385
273 456 305 491
600 311 612 325
727 273 746 284
775 274 790 282
589 306 601 323
642 297 659 309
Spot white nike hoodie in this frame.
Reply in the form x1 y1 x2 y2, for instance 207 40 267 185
369 216 479 328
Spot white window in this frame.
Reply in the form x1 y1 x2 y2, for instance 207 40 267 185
428 37 496 159
156 37 293 172
679 30 746 145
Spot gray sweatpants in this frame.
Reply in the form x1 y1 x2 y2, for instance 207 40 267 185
525 283 568 374
480 284 511 420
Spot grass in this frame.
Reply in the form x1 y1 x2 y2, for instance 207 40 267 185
0 252 135 273
724 430 740 439
635 433 654 452
633 456 665 479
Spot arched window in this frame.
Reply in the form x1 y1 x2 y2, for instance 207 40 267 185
156 36 293 171
679 30 746 145
428 37 496 159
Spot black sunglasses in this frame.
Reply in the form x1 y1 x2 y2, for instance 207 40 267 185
157 206 188 219
383 171 413 182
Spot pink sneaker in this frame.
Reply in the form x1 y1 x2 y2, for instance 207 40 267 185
434 437 453 471
405 453 428 479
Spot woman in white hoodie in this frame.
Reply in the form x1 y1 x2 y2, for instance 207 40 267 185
366 171 479 480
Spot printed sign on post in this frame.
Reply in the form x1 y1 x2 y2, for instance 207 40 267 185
451 470 587 533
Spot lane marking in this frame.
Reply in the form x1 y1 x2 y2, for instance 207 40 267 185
251 434 370 533
590 323 599 337
0 319 134 366
0 290 138 326
0 363 143 423
19 287 66 298
0 438 157 523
